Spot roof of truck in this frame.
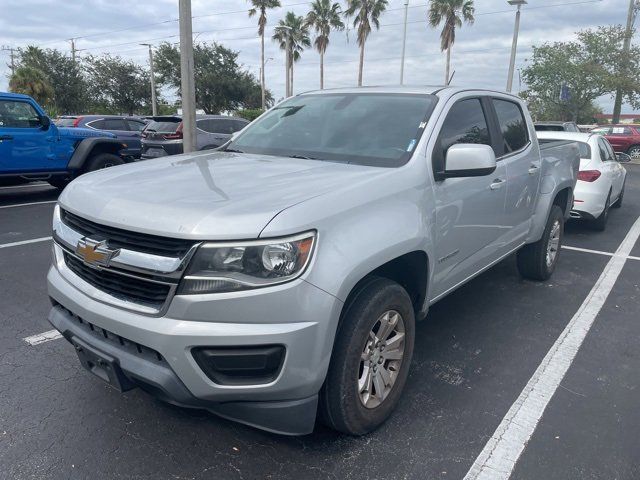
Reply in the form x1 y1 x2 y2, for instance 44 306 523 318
295 85 521 100
0 92 32 100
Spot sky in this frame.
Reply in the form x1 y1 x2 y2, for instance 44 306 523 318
0 0 636 113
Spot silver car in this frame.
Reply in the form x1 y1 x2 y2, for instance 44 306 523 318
48 87 579 436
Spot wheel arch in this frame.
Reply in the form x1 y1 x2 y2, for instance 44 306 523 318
67 138 125 171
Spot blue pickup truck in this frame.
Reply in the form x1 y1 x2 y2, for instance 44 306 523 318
0 92 127 189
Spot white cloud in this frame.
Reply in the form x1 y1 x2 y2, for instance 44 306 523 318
0 0 635 113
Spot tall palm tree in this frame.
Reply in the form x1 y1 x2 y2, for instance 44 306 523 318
428 0 475 85
248 0 281 110
344 0 388 87
273 12 311 96
306 0 344 89
9 66 54 107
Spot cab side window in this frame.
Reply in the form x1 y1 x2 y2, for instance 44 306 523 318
492 99 529 155
434 98 491 173
0 100 41 128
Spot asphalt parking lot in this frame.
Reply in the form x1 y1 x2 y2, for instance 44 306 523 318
1 167 639 480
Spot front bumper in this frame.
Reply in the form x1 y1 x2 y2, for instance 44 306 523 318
47 263 343 435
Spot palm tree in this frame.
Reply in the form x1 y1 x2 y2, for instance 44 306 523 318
344 0 388 87
273 12 311 96
9 66 54 107
248 0 281 110
306 0 344 89
428 0 475 85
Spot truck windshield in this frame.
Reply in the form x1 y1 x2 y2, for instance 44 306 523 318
227 93 437 167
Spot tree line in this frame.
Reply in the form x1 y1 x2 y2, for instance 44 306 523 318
8 43 265 117
6 0 639 123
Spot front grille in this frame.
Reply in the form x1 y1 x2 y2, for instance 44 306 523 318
64 252 171 307
61 209 194 257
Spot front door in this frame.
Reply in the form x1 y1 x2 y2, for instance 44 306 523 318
0 99 55 173
430 97 508 301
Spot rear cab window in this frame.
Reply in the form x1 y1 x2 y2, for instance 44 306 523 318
492 99 529 155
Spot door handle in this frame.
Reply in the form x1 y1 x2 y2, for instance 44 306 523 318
528 164 540 175
0 135 13 140
490 178 506 190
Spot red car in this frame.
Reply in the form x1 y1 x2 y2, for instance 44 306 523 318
591 124 640 160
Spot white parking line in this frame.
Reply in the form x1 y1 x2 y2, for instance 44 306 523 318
23 329 63 346
562 244 640 261
0 200 57 209
0 236 52 249
464 216 640 480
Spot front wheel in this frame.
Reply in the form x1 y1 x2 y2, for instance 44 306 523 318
517 205 564 281
320 277 415 435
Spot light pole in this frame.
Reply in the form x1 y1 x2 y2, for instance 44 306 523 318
400 0 409 85
179 0 196 153
140 44 158 116
259 57 274 106
506 0 526 93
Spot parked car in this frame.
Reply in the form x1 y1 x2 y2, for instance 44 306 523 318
55 115 147 159
47 87 579 436
0 92 127 189
538 131 627 230
590 124 640 160
140 115 248 159
534 121 580 132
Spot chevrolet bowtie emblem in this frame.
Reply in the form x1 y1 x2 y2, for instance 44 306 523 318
76 238 119 268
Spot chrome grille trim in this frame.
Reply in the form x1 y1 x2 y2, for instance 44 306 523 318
52 205 199 316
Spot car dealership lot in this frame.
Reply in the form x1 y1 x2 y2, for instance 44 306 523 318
1 169 639 480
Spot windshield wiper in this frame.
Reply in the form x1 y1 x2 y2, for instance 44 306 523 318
288 154 317 160
224 148 245 153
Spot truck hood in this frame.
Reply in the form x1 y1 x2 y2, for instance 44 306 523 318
57 126 116 139
59 151 387 240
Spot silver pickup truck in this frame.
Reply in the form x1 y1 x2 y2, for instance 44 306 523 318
47 87 579 436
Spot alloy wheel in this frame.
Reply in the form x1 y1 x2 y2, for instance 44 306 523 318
546 220 561 267
358 310 406 409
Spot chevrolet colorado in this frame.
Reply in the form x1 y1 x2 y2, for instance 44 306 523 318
47 87 579 435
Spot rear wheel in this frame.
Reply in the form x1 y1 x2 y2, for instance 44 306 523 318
517 205 564 281
84 153 124 172
627 145 640 160
320 277 415 435
591 191 611 231
612 183 624 209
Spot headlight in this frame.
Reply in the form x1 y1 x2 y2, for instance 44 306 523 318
178 232 316 294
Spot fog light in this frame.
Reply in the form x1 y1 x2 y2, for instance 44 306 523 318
192 345 285 385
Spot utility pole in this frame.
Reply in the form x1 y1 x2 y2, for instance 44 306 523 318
612 0 639 124
1 46 16 76
506 0 526 93
400 0 409 85
69 38 85 63
140 44 158 116
179 0 196 153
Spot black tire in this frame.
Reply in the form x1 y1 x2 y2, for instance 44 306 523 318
627 145 640 161
320 277 415 435
517 205 564 281
47 177 70 190
84 153 125 173
612 183 624 209
591 191 611 231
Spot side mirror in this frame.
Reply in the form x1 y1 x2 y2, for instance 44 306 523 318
616 152 631 163
443 144 497 178
39 115 51 131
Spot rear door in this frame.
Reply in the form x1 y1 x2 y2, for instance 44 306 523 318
196 118 233 149
123 119 146 156
489 97 540 244
0 98 59 172
599 137 625 200
429 96 508 301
